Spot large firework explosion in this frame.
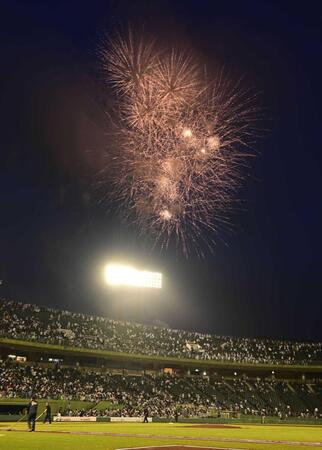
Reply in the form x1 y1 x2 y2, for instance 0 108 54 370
99 30 258 255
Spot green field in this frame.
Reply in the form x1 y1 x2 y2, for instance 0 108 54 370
0 422 321 450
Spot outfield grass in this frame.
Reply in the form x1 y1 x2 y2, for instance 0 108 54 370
0 422 321 450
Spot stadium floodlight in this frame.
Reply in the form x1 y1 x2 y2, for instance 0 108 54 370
104 264 162 289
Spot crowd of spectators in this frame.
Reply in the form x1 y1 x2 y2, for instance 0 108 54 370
0 360 321 418
0 299 322 364
1 299 322 365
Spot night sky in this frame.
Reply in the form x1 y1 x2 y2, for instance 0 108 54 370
1 1 322 342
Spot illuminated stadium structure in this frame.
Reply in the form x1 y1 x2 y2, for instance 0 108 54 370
104 264 162 289
0 298 321 422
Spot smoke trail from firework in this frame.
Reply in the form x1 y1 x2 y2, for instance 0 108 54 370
99 30 258 254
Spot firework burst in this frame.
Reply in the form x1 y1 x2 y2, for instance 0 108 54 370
99 30 258 255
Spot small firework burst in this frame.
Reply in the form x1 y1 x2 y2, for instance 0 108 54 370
98 30 258 255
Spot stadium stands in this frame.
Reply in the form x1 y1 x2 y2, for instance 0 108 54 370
1 298 322 365
0 360 321 418
1 298 321 421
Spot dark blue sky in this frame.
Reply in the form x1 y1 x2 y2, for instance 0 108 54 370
1 0 322 341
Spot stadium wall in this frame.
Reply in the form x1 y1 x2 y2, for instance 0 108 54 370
0 399 95 420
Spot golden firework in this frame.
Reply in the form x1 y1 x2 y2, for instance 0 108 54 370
99 30 258 254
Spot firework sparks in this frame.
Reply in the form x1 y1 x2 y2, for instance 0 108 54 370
99 30 258 254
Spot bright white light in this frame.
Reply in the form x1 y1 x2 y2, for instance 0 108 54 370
105 264 162 289
160 209 172 220
182 127 193 138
